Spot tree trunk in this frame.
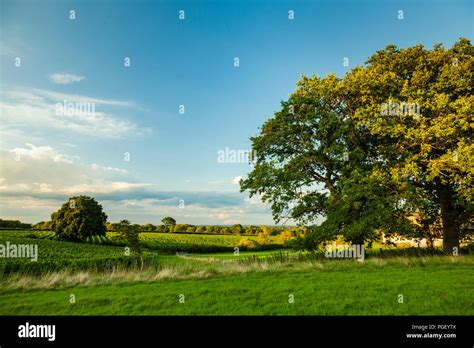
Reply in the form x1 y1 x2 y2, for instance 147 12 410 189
439 185 459 255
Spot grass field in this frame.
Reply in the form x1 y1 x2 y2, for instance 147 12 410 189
0 256 472 315
0 230 472 315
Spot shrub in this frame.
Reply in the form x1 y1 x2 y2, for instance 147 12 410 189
238 238 261 250
277 230 297 244
257 232 271 245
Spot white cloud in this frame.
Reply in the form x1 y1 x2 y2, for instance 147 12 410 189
209 212 231 220
91 163 129 175
10 143 79 163
0 87 151 138
223 219 240 224
231 175 243 185
0 145 276 225
0 125 43 148
0 145 138 197
30 88 134 108
0 181 150 197
49 73 85 85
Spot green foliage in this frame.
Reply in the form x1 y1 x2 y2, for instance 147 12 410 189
102 222 291 236
231 224 244 234
105 232 282 253
161 217 176 226
172 224 193 233
116 220 142 256
140 223 156 232
195 226 206 233
33 221 52 230
257 232 271 245
51 196 107 241
155 224 169 233
2 255 472 315
0 232 146 275
0 219 32 229
241 38 474 252
238 237 261 250
276 229 298 244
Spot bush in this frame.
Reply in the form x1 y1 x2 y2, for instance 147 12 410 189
257 232 271 245
277 230 297 244
238 238 261 250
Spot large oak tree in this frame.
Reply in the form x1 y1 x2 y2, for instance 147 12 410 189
241 38 473 253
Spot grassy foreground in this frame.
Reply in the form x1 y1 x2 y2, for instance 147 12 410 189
0 255 472 315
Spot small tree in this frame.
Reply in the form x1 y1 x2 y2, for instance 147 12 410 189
51 196 107 241
116 220 143 268
161 217 176 226
116 220 141 253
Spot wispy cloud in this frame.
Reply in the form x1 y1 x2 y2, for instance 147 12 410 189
0 144 274 224
10 143 79 164
0 145 249 207
49 73 85 85
30 88 135 108
0 143 271 224
0 36 31 57
0 42 17 56
0 87 151 138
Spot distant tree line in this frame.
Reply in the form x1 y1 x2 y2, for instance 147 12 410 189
32 221 53 230
0 219 32 229
2 212 304 239
104 220 304 236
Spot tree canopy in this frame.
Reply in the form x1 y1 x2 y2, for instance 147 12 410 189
241 38 473 254
51 196 107 241
161 217 177 226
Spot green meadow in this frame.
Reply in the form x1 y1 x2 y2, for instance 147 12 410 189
0 230 472 315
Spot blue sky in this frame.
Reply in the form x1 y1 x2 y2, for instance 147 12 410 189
0 0 472 224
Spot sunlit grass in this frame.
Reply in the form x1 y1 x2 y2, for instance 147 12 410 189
0 255 472 315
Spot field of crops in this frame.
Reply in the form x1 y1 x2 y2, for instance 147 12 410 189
135 232 282 253
0 231 146 275
14 230 284 253
0 230 285 275
32 231 283 253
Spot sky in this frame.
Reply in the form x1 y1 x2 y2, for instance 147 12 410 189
0 0 472 225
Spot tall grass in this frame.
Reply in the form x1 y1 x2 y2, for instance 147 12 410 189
2 253 472 291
